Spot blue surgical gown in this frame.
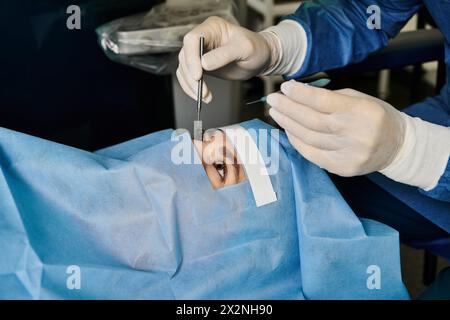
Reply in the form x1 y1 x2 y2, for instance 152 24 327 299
283 0 450 248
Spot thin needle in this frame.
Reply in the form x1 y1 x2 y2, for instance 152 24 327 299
245 100 264 106
245 78 331 106
245 91 281 105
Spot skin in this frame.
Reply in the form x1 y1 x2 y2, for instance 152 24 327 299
193 130 246 189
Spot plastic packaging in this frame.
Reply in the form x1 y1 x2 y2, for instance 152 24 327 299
96 0 238 74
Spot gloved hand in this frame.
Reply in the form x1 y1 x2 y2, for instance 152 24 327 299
177 16 280 103
267 80 407 177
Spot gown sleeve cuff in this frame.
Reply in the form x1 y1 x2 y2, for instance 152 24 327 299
259 20 308 77
380 113 450 191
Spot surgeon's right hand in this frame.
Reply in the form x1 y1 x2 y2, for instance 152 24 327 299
177 16 279 103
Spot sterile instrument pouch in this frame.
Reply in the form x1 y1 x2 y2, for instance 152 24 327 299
95 0 238 74
0 120 409 299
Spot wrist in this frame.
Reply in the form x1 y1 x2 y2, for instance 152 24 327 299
380 113 450 190
259 30 282 76
381 110 407 171
259 19 307 76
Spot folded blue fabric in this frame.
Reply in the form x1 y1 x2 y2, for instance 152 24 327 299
0 119 409 299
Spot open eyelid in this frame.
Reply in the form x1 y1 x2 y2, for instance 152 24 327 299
204 143 235 166
200 129 245 187
214 162 226 180
221 144 240 165
223 145 242 182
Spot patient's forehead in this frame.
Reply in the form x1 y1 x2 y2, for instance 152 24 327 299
192 129 228 146
193 129 238 164
203 129 225 141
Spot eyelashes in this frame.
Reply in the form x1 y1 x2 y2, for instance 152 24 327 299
214 162 227 181
200 130 245 188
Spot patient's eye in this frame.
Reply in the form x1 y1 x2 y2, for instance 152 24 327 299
214 162 226 180
193 130 246 189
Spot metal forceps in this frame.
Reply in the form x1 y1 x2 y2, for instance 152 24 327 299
196 36 205 121
194 37 205 141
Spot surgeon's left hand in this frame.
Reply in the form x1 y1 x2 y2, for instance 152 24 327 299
267 80 406 177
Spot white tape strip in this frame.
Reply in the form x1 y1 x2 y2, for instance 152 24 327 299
222 125 277 207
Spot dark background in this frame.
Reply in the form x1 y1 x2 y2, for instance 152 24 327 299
0 0 174 151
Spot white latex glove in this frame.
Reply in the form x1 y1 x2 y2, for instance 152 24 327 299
176 16 280 103
267 80 407 177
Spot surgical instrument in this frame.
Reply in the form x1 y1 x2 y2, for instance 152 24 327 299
245 78 331 105
197 36 205 121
